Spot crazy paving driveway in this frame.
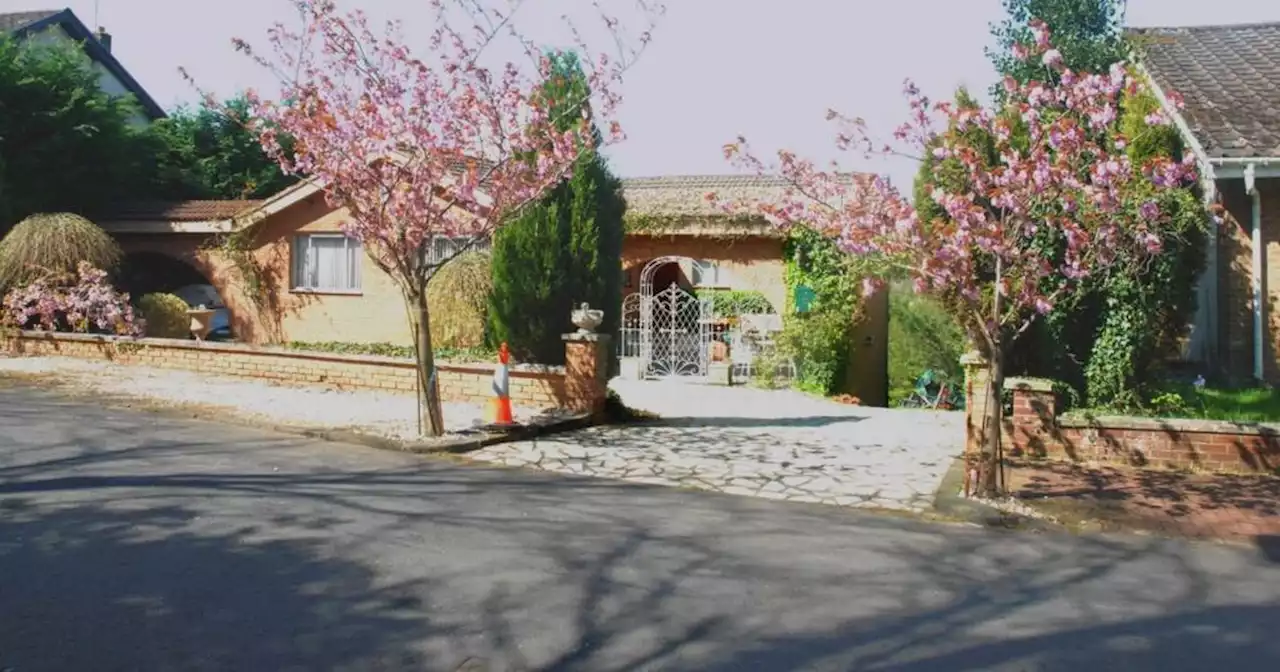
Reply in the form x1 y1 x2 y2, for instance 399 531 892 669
469 380 964 511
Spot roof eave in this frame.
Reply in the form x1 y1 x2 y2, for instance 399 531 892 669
1208 157 1280 179
98 219 234 235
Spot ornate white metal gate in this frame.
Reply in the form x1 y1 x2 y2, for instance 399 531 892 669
643 283 712 377
618 256 714 380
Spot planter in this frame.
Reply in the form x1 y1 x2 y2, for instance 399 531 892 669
709 340 729 362
571 302 604 334
187 308 216 341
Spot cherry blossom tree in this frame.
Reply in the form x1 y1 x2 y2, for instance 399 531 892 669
721 21 1199 496
220 0 661 436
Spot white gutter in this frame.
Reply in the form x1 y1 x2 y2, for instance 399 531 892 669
1209 157 1280 179
1137 63 1219 367
1245 163 1265 381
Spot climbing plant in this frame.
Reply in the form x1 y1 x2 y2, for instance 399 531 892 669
778 227 862 395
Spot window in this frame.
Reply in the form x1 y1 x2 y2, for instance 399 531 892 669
422 235 492 267
691 259 728 288
291 234 362 292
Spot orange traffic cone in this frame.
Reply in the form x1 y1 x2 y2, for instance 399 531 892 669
490 342 514 425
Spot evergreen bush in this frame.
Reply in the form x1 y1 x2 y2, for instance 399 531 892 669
487 52 625 365
137 293 191 339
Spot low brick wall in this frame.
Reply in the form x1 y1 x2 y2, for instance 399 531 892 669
0 330 609 414
961 360 1280 473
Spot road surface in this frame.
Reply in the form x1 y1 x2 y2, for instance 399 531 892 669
1 383 1279 671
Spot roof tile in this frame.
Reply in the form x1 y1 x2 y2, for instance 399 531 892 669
1131 22 1280 158
620 173 874 219
98 200 264 222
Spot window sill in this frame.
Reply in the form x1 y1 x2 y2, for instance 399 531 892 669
290 288 364 297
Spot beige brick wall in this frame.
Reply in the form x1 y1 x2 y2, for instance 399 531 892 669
622 235 787 312
1 331 586 411
117 195 418 348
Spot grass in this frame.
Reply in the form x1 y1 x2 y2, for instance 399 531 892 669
1079 382 1280 424
1144 383 1280 423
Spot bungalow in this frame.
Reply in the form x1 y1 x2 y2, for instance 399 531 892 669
99 172 890 403
1132 21 1280 382
1 8 164 124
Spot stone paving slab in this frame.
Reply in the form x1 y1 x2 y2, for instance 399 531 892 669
469 380 965 512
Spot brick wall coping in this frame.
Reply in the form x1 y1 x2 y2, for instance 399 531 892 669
1003 376 1054 392
7 330 566 377
1058 411 1280 436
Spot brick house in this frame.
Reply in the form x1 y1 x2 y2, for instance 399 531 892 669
1132 22 1280 382
1 8 165 125
99 173 889 401
100 174 851 347
619 175 801 313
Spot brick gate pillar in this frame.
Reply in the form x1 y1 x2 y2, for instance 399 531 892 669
563 332 611 418
961 351 990 456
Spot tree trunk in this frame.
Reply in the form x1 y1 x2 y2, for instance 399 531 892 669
410 290 445 437
978 351 1005 498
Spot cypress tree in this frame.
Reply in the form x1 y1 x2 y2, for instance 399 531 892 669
487 52 626 365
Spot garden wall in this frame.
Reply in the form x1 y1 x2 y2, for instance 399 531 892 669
1 330 612 416
962 353 1280 473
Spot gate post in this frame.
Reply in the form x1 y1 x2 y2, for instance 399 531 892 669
960 350 990 457
563 332 612 419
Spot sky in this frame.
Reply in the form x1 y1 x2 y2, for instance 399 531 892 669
4 0 1278 187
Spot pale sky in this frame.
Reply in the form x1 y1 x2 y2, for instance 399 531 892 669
4 0 1278 187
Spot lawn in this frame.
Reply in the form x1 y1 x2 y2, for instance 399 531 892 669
1142 382 1280 423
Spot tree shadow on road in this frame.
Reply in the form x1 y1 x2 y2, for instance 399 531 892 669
0 498 440 672
4 387 1280 670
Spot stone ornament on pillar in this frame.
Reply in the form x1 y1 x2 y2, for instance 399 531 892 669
571 302 604 334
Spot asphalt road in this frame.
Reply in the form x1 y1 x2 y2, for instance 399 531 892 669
2 383 1280 671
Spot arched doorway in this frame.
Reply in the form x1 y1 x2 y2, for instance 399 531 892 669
116 251 210 297
625 256 713 379
116 252 232 339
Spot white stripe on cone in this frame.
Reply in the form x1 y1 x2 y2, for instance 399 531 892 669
492 362 509 399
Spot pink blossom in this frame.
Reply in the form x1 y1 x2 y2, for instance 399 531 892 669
3 262 141 336
719 21 1195 365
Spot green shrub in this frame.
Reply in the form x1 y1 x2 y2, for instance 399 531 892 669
887 282 967 405
284 340 496 363
779 308 852 395
696 289 773 317
137 293 191 339
0 213 121 293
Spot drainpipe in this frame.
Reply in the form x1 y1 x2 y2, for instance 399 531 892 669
1199 164 1219 368
1245 163 1264 381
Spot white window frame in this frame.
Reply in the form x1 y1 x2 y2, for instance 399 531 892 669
422 234 492 268
291 233 363 293
690 259 728 288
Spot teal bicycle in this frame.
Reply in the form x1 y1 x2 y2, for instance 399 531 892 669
901 369 964 410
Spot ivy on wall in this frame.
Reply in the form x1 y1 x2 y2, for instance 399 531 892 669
778 227 862 395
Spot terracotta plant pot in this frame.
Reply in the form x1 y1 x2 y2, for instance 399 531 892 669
709 340 729 362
